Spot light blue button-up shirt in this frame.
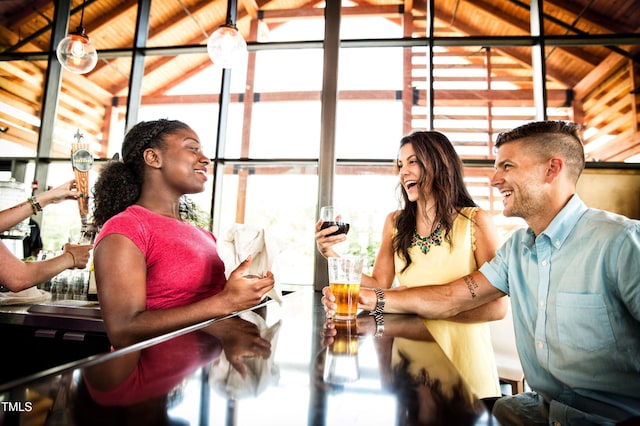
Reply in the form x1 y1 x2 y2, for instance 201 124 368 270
480 194 640 424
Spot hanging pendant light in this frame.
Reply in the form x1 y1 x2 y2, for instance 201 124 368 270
207 0 247 69
56 0 97 74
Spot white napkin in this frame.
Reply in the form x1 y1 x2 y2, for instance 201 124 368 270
0 286 51 305
208 310 282 398
217 223 284 304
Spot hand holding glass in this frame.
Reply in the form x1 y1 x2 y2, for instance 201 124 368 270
320 206 350 237
328 256 363 320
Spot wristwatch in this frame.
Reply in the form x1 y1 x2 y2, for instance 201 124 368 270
371 287 385 315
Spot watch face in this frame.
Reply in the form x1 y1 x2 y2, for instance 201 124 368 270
71 149 94 172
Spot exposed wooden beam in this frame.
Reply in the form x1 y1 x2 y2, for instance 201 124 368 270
114 87 570 106
465 0 605 68
588 126 640 161
573 52 627 99
259 4 402 22
433 0 599 86
543 0 638 34
240 0 260 19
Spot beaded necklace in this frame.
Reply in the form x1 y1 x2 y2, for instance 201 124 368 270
411 221 443 254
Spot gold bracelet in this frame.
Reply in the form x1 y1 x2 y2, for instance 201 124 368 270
27 196 42 215
67 251 76 268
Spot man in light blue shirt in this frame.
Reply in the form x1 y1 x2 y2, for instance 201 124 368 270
480 194 639 425
330 121 640 425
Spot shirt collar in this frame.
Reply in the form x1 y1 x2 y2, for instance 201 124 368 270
535 194 587 249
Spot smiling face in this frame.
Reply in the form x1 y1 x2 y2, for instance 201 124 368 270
491 140 549 220
154 127 210 195
397 143 427 203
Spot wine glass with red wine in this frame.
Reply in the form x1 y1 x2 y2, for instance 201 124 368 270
320 206 350 236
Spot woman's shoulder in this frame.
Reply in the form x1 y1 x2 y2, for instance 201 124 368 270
472 208 494 226
458 206 494 222
458 206 479 217
101 205 145 226
386 210 402 221
96 206 149 241
385 210 404 227
454 207 497 237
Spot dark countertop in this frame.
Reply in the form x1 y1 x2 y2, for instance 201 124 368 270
0 297 110 384
0 289 495 425
0 297 104 333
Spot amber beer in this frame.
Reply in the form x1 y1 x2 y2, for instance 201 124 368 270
329 282 361 320
328 256 364 320
330 319 358 355
323 319 359 384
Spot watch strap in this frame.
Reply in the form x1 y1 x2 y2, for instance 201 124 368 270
372 312 384 337
370 287 385 315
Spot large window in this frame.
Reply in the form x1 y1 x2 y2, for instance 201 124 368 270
1 1 638 284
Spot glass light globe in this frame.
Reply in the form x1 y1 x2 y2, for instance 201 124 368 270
56 32 98 74
207 25 247 69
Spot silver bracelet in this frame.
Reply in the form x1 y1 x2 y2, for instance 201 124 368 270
372 312 384 337
370 287 385 315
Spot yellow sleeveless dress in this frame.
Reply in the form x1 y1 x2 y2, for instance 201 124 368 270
393 207 501 398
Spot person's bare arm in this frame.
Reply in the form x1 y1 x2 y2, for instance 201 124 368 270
323 270 505 320
0 180 82 233
358 271 505 318
361 212 397 289
0 242 92 292
95 234 274 349
445 209 507 322
0 179 93 291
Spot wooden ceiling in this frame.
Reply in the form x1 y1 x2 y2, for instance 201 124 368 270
1 0 639 161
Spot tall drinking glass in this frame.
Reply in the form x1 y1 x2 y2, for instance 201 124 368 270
328 256 363 320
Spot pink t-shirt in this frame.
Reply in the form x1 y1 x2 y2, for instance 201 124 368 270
94 205 226 310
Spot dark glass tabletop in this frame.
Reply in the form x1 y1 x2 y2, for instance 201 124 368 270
0 289 495 425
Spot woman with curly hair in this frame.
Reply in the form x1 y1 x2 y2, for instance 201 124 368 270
93 119 274 349
316 130 507 398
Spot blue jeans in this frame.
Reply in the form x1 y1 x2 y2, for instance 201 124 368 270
493 392 621 426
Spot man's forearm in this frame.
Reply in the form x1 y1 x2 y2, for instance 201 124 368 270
379 272 503 319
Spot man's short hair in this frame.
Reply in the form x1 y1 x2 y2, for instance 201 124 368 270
496 121 586 181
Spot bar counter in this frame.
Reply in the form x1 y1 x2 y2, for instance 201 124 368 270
0 289 495 425
0 298 110 384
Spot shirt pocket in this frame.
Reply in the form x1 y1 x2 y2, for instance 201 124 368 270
556 292 615 352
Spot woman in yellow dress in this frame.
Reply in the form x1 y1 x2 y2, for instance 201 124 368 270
316 130 507 398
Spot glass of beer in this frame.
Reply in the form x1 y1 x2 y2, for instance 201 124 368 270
328 256 364 320
319 206 350 236
323 319 359 384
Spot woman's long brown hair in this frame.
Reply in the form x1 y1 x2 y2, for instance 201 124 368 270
393 131 477 272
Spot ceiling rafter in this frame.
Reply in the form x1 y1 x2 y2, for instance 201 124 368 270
457 0 602 67
542 0 637 34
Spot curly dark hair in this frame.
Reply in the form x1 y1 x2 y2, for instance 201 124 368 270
92 119 192 227
393 131 476 272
